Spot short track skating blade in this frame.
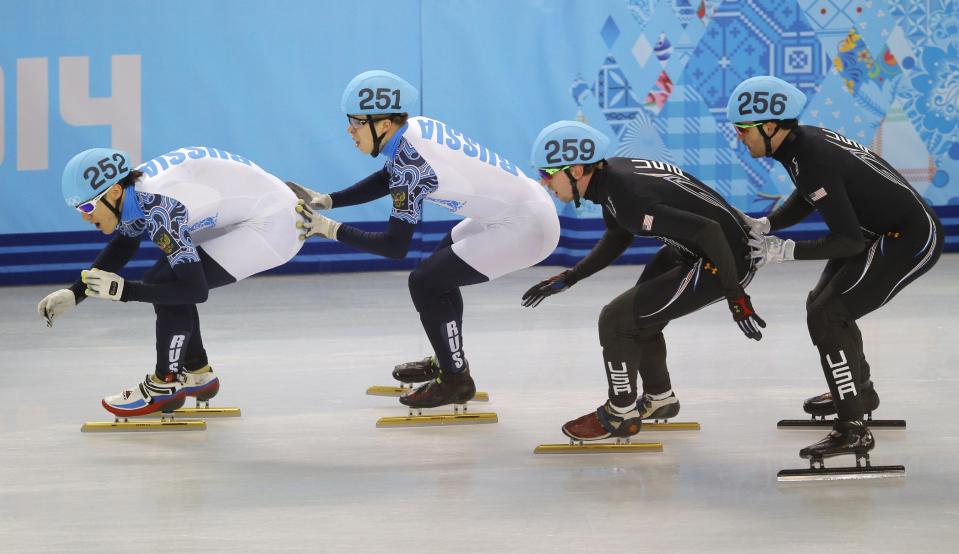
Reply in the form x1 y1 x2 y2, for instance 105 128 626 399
81 419 206 432
534 442 663 454
366 385 489 402
777 418 905 429
777 464 905 482
173 407 241 417
641 421 700 431
376 412 498 427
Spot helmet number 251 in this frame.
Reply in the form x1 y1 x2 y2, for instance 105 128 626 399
737 91 787 117
544 138 595 165
358 87 401 111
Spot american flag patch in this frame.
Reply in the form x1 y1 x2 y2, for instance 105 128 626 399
810 187 828 202
642 214 654 231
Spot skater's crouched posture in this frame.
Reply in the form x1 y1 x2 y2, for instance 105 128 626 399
39 147 302 417
290 70 560 409
727 76 944 461
522 121 763 442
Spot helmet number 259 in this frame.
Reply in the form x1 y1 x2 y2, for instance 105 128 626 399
358 87 401 111
544 138 595 165
82 153 128 190
736 91 787 117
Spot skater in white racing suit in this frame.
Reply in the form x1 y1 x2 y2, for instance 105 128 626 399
290 70 560 410
38 147 302 417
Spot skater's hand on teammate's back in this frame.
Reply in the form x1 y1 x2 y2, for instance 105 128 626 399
287 181 332 210
295 201 341 240
521 270 574 308
81 268 125 301
726 293 766 340
736 209 770 242
37 289 76 327
749 235 795 268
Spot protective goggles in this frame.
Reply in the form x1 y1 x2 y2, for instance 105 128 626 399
346 115 389 129
732 122 764 135
75 187 112 214
537 165 571 180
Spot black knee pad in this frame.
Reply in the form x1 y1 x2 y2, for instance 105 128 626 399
806 296 852 346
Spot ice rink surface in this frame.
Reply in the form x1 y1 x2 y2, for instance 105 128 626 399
2 257 958 553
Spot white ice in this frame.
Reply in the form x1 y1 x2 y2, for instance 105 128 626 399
2 257 958 552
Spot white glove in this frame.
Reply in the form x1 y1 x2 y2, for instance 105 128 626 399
37 289 76 327
295 200 341 240
81 268 125 300
287 181 333 210
749 235 795 269
737 209 771 241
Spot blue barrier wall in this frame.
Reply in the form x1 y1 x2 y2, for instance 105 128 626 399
2 0 957 285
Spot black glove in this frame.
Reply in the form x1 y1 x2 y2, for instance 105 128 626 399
726 294 766 340
521 270 574 308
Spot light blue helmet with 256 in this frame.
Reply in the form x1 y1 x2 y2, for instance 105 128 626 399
61 147 132 208
531 120 610 168
341 70 419 115
726 76 807 123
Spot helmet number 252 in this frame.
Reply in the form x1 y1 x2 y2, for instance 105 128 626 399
737 91 787 117
82 153 128 190
358 87 401 111
544 138 595 165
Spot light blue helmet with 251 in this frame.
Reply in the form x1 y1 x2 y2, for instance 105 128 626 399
341 70 419 115
726 76 807 123
61 148 132 208
531 120 610 168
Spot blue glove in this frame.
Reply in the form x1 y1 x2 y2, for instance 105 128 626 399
521 270 573 308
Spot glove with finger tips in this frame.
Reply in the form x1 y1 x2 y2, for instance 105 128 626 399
37 288 76 327
521 270 574 308
287 181 332 210
296 200 341 240
81 268 125 301
748 234 795 269
726 294 766 340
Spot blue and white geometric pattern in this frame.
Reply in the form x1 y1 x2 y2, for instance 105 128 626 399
565 0 958 213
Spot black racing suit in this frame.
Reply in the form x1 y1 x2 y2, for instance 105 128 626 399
767 126 943 421
568 158 755 408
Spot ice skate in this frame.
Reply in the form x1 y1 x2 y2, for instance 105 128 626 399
534 402 661 454
635 392 700 432
377 367 497 428
367 356 489 401
778 421 903 481
82 373 205 433
172 365 241 418
777 381 904 429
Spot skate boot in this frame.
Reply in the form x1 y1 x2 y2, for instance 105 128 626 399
392 356 439 384
800 420 875 461
638 391 680 420
803 381 880 417
562 402 641 442
182 365 219 401
102 373 186 417
399 367 475 409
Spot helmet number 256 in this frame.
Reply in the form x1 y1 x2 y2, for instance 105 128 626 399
736 91 787 117
544 138 595 165
358 87 401 111
82 153 128 190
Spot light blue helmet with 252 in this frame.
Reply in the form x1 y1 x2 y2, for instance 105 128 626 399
61 148 132 208
726 76 807 123
341 70 419 115
531 120 610 168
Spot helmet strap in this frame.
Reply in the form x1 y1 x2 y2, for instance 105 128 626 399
367 115 388 158
563 167 581 208
757 121 782 157
102 188 123 225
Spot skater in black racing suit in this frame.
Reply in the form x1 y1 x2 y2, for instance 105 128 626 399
524 121 764 442
728 76 944 462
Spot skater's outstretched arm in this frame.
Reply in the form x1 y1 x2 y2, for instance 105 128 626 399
328 168 391 207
